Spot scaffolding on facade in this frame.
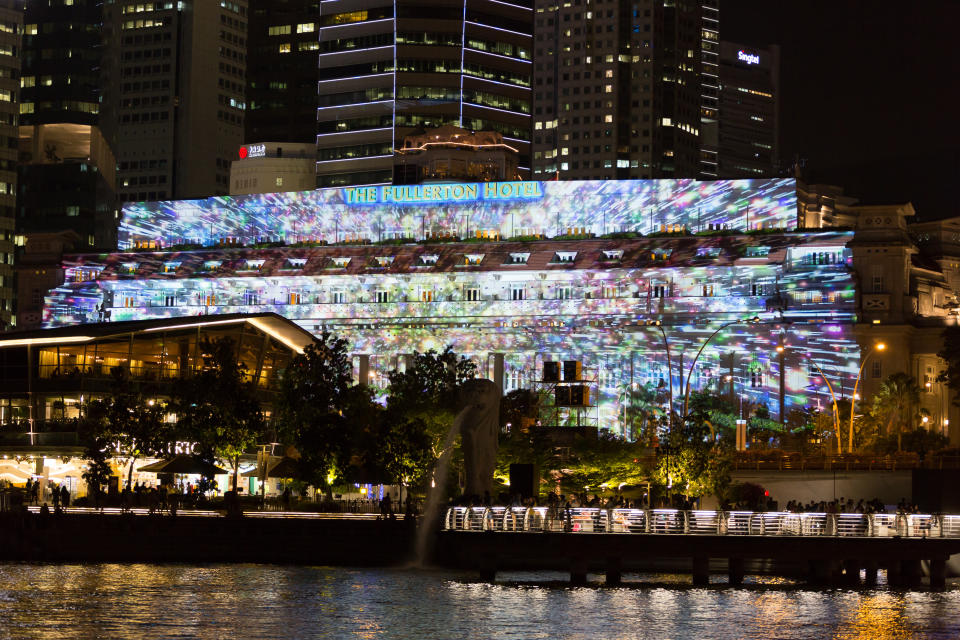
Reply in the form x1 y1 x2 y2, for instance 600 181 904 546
534 360 599 430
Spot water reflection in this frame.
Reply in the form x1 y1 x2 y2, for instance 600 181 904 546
0 565 956 639
832 593 917 640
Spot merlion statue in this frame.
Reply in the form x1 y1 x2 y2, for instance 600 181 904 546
455 378 501 498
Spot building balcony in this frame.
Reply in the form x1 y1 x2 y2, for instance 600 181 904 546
105 296 772 326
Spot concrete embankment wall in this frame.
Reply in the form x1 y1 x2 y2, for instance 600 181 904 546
0 512 416 565
730 470 913 506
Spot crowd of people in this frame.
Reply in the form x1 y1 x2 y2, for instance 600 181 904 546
101 480 220 512
453 490 927 516
782 497 924 514
10 478 71 508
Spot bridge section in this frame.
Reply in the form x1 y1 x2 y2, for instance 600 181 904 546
439 507 960 588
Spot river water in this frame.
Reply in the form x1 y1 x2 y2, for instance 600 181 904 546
0 564 957 639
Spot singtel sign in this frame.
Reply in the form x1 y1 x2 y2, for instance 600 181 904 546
737 50 760 65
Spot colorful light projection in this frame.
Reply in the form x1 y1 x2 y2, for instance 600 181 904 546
118 178 799 251
44 227 858 436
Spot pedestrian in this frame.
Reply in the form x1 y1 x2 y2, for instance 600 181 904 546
52 485 60 509
282 486 291 511
60 485 69 507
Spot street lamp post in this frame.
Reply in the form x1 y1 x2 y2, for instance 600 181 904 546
849 342 886 454
782 345 842 453
645 320 674 429
682 316 761 418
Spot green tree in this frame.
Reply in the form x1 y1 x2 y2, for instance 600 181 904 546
374 409 435 491
379 347 478 499
938 324 960 393
172 337 266 490
385 347 477 458
871 373 922 452
653 410 733 503
276 331 362 498
76 368 172 491
78 401 114 501
494 427 557 492
873 427 947 458
557 431 652 494
500 388 539 433
621 382 668 445
100 369 171 489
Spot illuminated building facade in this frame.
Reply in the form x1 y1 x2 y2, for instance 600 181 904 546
40 177 868 437
315 0 533 188
0 313 313 496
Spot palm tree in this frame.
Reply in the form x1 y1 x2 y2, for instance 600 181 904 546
621 382 665 445
872 373 922 452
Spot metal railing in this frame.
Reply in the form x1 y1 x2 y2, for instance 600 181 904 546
444 507 960 538
731 453 960 471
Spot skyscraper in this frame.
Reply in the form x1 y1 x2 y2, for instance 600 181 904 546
245 0 320 145
531 0 707 180
698 0 720 178
716 41 779 178
18 0 117 251
100 0 249 202
314 0 533 188
0 0 21 328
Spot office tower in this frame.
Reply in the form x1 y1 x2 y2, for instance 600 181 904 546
246 0 320 145
698 0 719 177
314 0 533 188
0 0 20 329
18 0 117 251
100 0 249 202
716 41 780 178
532 0 706 180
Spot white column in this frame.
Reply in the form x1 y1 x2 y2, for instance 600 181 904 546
356 354 370 386
491 353 505 392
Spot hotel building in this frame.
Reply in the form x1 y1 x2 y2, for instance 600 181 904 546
41 177 871 438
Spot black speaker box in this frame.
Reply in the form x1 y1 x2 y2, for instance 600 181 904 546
570 384 589 406
543 361 560 382
509 463 539 499
563 360 581 381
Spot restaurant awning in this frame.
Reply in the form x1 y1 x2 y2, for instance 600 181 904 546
241 456 299 479
138 455 227 476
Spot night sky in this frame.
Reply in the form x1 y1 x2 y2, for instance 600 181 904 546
723 1 958 220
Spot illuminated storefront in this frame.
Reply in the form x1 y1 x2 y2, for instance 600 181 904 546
0 314 314 495
43 178 861 435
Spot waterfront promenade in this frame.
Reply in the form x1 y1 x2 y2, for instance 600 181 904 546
440 507 960 588
0 507 415 566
